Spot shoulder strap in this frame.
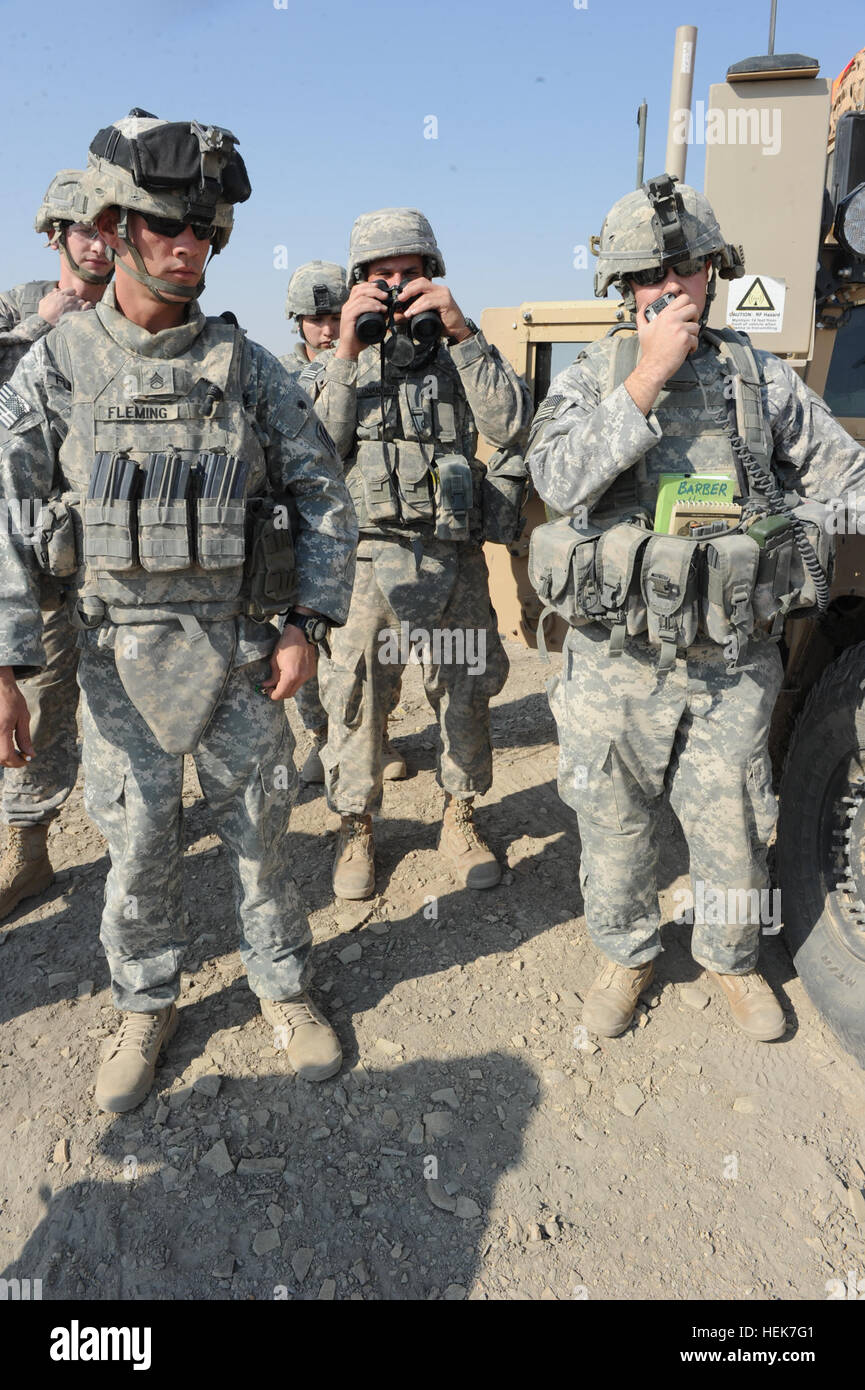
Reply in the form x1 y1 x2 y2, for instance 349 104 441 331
711 328 772 474
605 328 640 399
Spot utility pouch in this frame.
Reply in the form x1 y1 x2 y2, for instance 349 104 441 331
34 493 81 579
357 441 399 523
196 452 248 571
481 448 529 546
138 453 193 573
641 534 701 671
528 515 604 646
245 496 297 618
84 452 140 571
395 441 434 523
433 454 473 542
702 532 760 657
594 521 651 654
747 514 793 624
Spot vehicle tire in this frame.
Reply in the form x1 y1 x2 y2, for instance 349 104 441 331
776 641 865 1069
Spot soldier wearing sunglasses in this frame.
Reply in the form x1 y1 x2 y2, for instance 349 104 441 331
527 176 865 1046
0 112 357 1111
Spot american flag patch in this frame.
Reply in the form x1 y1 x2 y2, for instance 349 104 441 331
0 383 33 430
528 393 565 444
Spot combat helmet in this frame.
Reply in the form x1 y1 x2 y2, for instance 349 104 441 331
593 174 744 313
285 261 348 320
347 208 445 283
34 170 113 286
78 109 251 303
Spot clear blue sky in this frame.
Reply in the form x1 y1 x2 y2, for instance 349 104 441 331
2 0 861 350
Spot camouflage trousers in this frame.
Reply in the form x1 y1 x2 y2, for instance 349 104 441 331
294 673 328 734
548 624 784 974
2 600 80 827
78 640 311 1013
294 671 402 734
320 541 509 816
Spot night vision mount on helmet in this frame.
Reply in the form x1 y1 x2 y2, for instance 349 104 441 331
79 110 251 304
34 170 113 286
285 261 348 320
592 174 745 315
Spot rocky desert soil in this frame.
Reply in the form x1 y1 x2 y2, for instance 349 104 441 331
1 639 864 1302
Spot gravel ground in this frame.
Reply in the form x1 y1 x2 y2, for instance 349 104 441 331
1 638 864 1301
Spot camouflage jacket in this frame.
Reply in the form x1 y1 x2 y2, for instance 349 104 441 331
527 332 865 515
0 285 358 674
314 329 532 466
278 341 312 382
0 280 57 386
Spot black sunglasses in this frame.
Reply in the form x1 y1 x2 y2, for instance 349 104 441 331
138 211 217 242
628 259 707 287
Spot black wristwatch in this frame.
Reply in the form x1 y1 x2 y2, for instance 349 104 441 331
284 609 330 650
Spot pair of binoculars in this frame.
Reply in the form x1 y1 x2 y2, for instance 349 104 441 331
355 277 442 346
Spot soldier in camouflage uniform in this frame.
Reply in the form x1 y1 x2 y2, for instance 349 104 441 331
280 261 349 779
0 171 113 921
283 260 407 785
527 177 865 1042
0 113 357 1112
314 208 532 899
279 259 347 382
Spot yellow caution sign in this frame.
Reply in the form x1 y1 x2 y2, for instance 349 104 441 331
726 274 786 333
735 277 775 312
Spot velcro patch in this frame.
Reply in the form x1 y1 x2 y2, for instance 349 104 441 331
528 393 566 444
0 382 34 430
316 419 338 457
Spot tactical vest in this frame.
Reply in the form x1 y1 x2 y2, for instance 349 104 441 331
50 308 270 611
594 329 766 521
345 348 483 543
528 327 832 667
11 281 57 322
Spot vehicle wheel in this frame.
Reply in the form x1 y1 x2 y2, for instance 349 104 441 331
777 641 865 1069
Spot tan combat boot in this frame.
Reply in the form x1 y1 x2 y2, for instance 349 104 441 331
261 994 342 1081
300 728 327 784
94 1005 178 1113
582 960 655 1038
707 970 786 1041
382 724 407 781
439 795 501 889
0 824 55 920
332 814 375 900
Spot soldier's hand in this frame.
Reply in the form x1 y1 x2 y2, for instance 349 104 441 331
399 277 471 343
335 280 389 361
637 291 700 370
625 292 701 415
261 626 318 701
38 287 93 326
0 670 34 769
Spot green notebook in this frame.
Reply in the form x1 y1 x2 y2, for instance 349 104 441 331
653 473 739 534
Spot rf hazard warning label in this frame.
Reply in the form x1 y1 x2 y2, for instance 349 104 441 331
726 274 786 332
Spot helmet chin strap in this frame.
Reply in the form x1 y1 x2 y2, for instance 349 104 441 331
53 226 113 286
112 209 210 304
700 261 719 328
